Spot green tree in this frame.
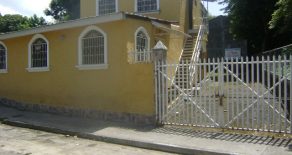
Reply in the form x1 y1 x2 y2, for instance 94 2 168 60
269 0 292 46
0 14 47 33
219 0 278 54
27 15 47 28
44 0 80 21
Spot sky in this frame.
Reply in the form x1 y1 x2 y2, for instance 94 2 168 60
0 0 226 22
202 1 226 16
0 0 52 21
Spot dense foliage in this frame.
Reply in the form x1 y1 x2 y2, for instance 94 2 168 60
219 0 292 55
44 0 80 21
269 0 292 52
0 14 47 33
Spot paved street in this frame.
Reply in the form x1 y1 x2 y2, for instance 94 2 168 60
0 123 176 155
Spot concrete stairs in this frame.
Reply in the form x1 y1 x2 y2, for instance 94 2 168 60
174 34 196 89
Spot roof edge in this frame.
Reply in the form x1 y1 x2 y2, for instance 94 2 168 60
0 12 179 40
125 12 178 25
0 13 125 40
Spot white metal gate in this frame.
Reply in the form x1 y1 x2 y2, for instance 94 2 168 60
155 55 292 133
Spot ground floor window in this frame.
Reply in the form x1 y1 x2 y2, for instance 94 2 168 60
31 38 48 68
0 43 7 70
78 26 108 70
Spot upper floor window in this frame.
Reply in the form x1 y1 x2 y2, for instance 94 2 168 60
136 0 159 12
27 34 49 72
0 42 7 73
97 0 118 16
77 26 108 70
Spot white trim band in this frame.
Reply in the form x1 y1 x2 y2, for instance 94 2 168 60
76 64 108 70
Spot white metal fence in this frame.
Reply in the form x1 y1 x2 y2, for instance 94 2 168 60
128 50 152 64
155 55 292 133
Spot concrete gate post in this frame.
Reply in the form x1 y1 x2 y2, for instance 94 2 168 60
152 41 168 125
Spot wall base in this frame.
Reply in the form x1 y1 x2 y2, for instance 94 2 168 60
0 98 156 125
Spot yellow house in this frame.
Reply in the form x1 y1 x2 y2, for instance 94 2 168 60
0 0 207 124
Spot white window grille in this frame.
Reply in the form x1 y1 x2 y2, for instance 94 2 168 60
31 38 48 68
97 0 117 16
0 44 7 71
132 27 150 63
82 30 105 65
136 0 159 12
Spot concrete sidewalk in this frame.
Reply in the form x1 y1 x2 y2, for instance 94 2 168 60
0 105 291 155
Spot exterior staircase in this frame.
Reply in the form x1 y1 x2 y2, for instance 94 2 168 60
169 25 206 104
174 34 196 90
181 34 196 62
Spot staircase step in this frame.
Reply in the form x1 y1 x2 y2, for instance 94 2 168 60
185 45 194 48
182 51 193 54
184 47 194 50
182 55 192 57
181 56 192 58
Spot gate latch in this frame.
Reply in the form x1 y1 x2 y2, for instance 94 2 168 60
215 94 224 106
219 95 224 106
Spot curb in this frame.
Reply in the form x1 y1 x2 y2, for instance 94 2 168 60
1 119 233 155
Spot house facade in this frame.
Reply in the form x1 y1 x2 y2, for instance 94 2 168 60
0 0 206 124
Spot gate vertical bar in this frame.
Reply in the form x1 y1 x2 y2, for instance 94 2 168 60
226 59 230 124
273 55 276 132
203 58 207 126
231 57 234 128
284 55 287 133
261 56 265 131
278 55 282 132
153 41 168 125
251 56 255 130
212 58 216 124
199 59 202 125
194 62 198 125
256 56 260 131
267 56 271 131
208 58 211 126
241 57 244 129
219 58 225 127
236 57 239 127
246 56 250 129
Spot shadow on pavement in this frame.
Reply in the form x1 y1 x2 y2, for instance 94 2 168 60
152 126 292 148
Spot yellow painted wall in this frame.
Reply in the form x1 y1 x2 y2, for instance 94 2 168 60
81 0 181 20
0 19 160 116
80 0 96 18
193 0 203 27
81 0 182 28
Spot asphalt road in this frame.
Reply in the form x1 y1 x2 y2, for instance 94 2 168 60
0 123 176 155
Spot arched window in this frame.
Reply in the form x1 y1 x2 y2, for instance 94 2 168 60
0 42 7 72
78 26 107 70
28 34 49 72
136 31 148 52
97 0 118 16
135 27 150 62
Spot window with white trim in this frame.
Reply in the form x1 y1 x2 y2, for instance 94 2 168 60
134 27 150 62
136 0 159 12
81 30 105 65
0 43 7 71
30 38 48 68
136 31 148 52
97 0 117 16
